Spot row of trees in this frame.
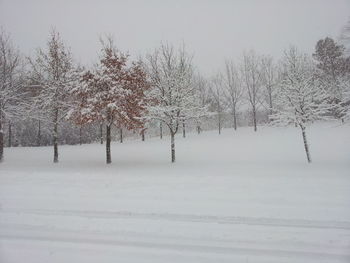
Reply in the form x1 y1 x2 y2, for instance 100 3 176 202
1 28 350 164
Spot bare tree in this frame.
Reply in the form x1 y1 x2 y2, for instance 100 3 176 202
28 29 75 163
260 55 277 117
340 18 350 55
209 73 225 134
193 74 210 134
241 51 262 131
0 29 25 162
224 60 243 130
272 47 332 163
146 43 203 162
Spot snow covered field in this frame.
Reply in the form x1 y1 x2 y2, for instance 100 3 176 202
0 123 350 263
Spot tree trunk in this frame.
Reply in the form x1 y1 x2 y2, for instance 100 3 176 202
197 125 201 134
106 124 111 164
182 120 186 138
53 108 59 163
0 119 3 163
269 92 273 116
100 123 103 144
252 107 257 132
79 125 82 145
171 132 175 163
8 121 12 147
141 130 145 141
120 128 123 143
53 127 58 163
233 106 237 131
160 122 163 139
37 120 41 147
300 126 311 163
218 114 221 135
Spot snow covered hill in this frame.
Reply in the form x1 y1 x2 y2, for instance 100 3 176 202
0 123 350 263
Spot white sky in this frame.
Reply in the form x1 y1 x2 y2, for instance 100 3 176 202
0 0 349 74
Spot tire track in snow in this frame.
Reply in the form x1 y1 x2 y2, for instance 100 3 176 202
0 223 349 262
2 208 350 230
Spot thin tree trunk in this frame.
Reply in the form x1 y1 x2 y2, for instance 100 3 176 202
197 125 201 134
53 129 58 162
233 106 237 131
100 123 103 144
252 107 257 132
182 120 186 138
300 125 311 163
37 120 41 147
218 98 221 135
106 124 111 164
53 108 59 163
160 122 163 139
53 128 58 163
8 121 11 147
141 129 145 141
79 125 82 145
269 92 273 116
120 127 123 143
0 119 3 162
171 131 175 163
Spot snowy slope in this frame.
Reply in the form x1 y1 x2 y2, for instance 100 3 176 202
0 123 350 263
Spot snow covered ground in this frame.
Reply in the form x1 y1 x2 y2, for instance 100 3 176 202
0 123 350 263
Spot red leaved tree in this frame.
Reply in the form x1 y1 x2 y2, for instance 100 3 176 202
69 38 150 164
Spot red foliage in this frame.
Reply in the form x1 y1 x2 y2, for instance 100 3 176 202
70 45 151 131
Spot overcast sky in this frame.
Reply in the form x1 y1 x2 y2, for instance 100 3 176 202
0 0 349 74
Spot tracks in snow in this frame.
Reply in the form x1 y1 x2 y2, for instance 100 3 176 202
1 208 350 230
1 208 350 262
1 222 350 262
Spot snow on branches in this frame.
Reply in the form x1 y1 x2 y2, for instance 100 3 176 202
272 47 331 127
28 29 76 163
69 37 150 164
313 37 350 121
271 47 333 163
145 43 206 162
0 29 25 162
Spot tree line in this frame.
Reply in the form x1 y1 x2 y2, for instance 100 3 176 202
1 28 350 164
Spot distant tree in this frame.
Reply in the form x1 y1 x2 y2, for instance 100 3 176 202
224 60 243 130
209 73 226 134
99 122 104 144
313 37 348 76
340 18 350 55
23 82 45 147
241 51 262 131
69 37 150 164
66 66 87 145
119 126 123 144
0 29 25 162
272 47 331 163
260 55 277 117
141 127 146 141
193 74 210 134
313 37 350 121
140 121 151 141
145 44 204 162
28 29 76 163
